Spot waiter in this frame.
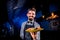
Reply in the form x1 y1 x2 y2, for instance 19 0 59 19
20 8 41 40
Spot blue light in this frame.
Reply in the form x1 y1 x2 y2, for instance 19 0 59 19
40 21 50 30
16 9 27 28
3 22 11 31
49 4 58 13
36 11 42 18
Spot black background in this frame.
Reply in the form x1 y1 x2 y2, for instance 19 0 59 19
0 0 60 40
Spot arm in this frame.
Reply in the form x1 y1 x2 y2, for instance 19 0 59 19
29 22 41 40
20 22 26 39
35 22 40 40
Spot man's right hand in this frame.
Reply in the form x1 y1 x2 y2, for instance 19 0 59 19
30 32 36 40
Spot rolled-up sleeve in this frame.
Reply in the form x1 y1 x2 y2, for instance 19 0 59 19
20 22 26 39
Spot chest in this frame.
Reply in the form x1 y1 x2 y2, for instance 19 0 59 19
24 22 35 30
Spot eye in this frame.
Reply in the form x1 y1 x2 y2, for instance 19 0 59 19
32 13 35 15
29 13 31 14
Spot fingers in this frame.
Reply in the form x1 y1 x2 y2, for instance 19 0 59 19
30 32 36 40
30 32 34 36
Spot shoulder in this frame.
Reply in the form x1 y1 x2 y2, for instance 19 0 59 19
21 21 27 25
21 21 27 28
34 21 40 25
34 21 40 27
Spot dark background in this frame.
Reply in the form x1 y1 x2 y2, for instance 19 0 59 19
0 0 60 40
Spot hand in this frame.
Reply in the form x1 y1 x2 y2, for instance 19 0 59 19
30 32 36 40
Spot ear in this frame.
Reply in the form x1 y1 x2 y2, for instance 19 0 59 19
34 14 36 18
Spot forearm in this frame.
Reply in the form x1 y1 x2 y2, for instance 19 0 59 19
20 28 24 39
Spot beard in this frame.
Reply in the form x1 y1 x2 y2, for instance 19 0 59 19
28 16 35 21
29 18 33 21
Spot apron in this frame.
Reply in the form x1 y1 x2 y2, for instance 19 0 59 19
24 21 34 40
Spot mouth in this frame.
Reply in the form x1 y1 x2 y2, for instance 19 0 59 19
29 17 33 19
28 16 34 20
29 16 33 17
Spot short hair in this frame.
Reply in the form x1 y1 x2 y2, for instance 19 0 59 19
28 8 36 12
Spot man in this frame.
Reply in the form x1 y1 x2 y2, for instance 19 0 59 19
20 8 41 40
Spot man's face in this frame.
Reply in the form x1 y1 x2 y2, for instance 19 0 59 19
27 10 36 20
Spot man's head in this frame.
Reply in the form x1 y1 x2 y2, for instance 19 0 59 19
27 8 36 21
